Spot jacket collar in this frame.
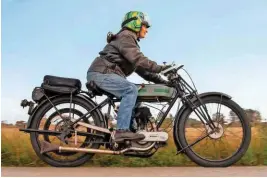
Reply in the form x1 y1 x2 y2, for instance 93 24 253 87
119 28 139 41
126 29 139 41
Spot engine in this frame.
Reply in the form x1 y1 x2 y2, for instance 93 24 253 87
133 106 153 131
108 104 167 153
108 104 155 132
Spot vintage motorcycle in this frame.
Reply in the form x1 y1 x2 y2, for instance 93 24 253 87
19 63 251 167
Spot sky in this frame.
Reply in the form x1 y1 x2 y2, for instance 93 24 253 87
1 0 267 123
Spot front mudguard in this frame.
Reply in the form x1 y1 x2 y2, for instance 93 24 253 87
173 92 232 153
24 93 106 129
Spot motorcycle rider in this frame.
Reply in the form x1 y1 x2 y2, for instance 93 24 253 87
86 11 171 143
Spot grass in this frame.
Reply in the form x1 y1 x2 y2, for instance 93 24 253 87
1 124 267 167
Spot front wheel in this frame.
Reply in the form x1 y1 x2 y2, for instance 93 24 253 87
176 95 251 167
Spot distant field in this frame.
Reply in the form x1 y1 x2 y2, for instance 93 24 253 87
1 125 267 167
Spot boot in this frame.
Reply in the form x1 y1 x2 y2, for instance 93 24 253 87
114 130 145 143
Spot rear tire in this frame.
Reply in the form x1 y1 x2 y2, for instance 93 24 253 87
176 95 251 167
30 95 105 167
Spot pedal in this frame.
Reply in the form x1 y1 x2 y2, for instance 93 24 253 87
137 131 168 142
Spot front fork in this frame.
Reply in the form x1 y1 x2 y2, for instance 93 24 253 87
185 94 218 131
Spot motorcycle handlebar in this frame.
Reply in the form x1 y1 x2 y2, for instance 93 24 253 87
160 62 184 75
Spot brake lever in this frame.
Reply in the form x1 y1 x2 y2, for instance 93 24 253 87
160 64 176 76
176 65 184 71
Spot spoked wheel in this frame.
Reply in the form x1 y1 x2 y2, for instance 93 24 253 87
30 95 105 167
177 95 251 167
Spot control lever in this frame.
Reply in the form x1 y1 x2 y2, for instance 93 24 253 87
138 83 145 91
176 65 184 71
161 63 184 75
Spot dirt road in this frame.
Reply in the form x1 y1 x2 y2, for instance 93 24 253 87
2 166 267 177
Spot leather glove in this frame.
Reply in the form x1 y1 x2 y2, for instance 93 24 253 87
163 80 173 87
160 64 172 72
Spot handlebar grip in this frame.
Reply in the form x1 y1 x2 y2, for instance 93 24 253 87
138 83 145 91
177 65 184 71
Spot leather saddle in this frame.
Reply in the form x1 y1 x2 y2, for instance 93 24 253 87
86 81 115 98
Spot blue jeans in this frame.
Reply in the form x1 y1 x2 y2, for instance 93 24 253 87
87 71 138 130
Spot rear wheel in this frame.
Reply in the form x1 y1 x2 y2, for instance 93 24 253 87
30 95 105 167
176 95 251 167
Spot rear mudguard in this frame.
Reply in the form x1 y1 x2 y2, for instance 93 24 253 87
173 92 232 153
25 93 107 129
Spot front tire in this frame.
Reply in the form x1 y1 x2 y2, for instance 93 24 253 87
176 95 251 167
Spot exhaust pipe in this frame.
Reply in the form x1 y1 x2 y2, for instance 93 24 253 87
40 141 155 155
40 140 60 154
59 147 122 155
40 140 122 155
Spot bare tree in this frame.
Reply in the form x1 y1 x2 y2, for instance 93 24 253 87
212 112 226 124
245 109 261 123
229 110 239 122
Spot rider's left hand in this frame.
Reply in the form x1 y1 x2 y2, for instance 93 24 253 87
163 80 173 87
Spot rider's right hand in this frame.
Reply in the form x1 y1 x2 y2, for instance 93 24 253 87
159 64 172 72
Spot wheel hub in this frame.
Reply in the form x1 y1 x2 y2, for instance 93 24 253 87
205 122 224 139
55 117 73 131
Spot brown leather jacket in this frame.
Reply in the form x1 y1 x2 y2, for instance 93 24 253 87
87 29 167 84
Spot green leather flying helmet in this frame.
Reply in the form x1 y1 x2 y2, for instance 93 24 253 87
121 11 151 32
